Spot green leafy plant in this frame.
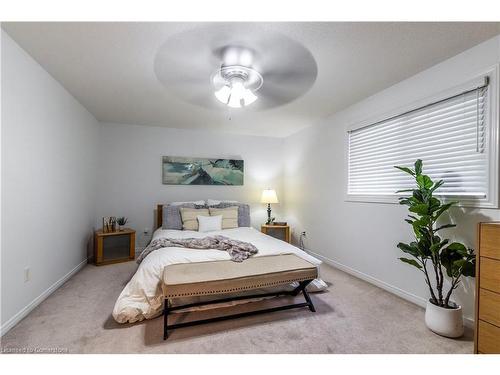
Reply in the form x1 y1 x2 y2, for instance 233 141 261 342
395 159 475 308
117 217 128 226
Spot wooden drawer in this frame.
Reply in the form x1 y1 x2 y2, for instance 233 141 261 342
478 320 500 354
480 257 500 294
480 224 500 260
479 289 500 327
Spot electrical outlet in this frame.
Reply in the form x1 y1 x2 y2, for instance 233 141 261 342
301 231 307 237
143 228 150 235
24 267 30 283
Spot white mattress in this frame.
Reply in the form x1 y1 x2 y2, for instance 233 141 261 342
112 227 323 323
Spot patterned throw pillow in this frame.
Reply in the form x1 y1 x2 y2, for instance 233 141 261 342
206 199 238 206
210 202 251 227
170 200 206 206
179 207 210 231
162 203 207 230
209 206 238 229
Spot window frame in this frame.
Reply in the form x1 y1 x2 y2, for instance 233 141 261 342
345 65 499 208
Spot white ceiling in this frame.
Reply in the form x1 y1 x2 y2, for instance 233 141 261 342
3 22 500 137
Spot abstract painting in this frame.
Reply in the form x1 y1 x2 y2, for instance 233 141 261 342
162 156 244 185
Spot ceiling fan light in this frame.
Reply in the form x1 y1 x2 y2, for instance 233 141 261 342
214 85 231 104
227 92 242 108
213 66 263 108
230 80 246 97
242 89 258 106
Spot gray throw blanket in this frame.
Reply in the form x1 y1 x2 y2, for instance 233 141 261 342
137 235 258 264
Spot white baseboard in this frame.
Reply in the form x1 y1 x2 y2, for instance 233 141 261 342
307 249 474 329
0 258 88 336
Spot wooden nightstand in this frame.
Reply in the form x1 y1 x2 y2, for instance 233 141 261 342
94 228 135 266
261 224 291 243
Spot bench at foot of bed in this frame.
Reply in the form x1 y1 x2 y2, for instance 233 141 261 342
161 254 318 340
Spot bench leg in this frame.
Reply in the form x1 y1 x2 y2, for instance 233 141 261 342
290 280 316 312
291 280 310 296
163 299 169 340
302 288 316 312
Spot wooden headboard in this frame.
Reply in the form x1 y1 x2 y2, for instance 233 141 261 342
156 204 164 229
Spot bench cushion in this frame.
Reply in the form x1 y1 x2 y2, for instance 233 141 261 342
162 254 318 298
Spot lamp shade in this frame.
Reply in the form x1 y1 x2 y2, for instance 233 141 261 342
261 189 279 204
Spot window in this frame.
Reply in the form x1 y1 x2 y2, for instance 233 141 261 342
347 74 498 207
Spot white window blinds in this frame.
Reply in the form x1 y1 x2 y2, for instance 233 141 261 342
348 79 489 198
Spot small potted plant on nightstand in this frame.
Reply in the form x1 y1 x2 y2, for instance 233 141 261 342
394 159 475 338
117 217 128 231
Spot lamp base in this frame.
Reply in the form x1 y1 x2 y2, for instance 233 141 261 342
266 203 273 224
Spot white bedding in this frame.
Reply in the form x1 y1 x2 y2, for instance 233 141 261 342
112 227 323 323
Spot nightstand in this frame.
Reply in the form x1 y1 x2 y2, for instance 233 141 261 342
94 228 135 266
261 224 291 243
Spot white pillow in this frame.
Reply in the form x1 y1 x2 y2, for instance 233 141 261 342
207 199 239 206
197 215 222 232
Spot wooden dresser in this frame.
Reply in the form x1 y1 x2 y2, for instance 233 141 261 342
475 222 500 354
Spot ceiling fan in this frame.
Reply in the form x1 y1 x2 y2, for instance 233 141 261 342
154 24 317 110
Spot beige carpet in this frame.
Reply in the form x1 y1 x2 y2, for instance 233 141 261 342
1 261 473 354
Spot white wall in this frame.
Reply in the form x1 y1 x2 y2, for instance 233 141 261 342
97 123 285 247
1 31 100 333
283 35 500 323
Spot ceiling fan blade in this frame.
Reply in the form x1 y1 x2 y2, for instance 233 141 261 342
153 24 317 110
263 70 317 88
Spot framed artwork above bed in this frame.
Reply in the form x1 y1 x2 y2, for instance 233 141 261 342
162 156 244 185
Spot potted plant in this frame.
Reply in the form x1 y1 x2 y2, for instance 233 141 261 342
117 217 128 231
394 159 475 338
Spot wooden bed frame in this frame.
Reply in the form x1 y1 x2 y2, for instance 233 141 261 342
156 204 164 229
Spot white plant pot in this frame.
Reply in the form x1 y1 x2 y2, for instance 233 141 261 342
424 300 464 338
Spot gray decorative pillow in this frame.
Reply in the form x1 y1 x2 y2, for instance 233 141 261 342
211 202 251 227
162 203 207 230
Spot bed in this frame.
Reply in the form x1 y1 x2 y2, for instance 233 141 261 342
112 204 325 324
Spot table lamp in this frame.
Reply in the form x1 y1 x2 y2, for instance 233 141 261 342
261 189 279 224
